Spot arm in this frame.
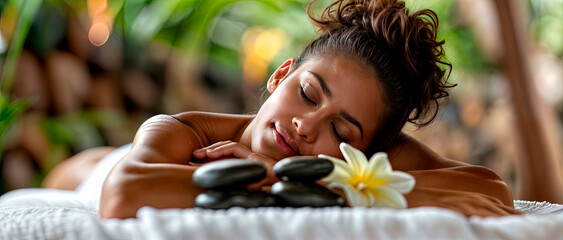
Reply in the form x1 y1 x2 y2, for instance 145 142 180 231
389 134 520 217
405 166 520 217
100 112 255 219
100 114 205 219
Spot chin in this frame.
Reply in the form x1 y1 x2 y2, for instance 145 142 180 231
251 141 276 161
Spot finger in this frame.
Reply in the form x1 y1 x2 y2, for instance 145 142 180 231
204 141 234 149
197 140 234 150
205 142 253 159
247 153 276 168
246 153 279 189
192 149 206 159
247 174 278 190
187 162 203 166
260 185 272 193
193 141 234 159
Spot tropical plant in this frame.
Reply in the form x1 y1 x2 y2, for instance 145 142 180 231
0 0 42 163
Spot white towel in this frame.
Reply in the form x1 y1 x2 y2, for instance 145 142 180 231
1 204 561 240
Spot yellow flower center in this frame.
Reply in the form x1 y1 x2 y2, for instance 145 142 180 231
348 174 388 192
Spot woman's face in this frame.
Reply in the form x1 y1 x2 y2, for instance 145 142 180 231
249 55 386 160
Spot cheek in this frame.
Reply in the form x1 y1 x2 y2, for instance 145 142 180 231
262 91 290 112
256 99 282 121
262 92 301 119
310 138 344 159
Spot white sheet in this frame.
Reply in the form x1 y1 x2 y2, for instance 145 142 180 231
1 201 561 240
0 143 132 213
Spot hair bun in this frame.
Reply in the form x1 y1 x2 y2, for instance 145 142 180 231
310 0 445 76
308 0 453 126
311 0 405 34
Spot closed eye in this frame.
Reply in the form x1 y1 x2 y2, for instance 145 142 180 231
299 85 316 106
331 121 347 143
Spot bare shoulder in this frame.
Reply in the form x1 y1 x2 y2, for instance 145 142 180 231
389 133 505 181
172 111 254 145
386 133 468 171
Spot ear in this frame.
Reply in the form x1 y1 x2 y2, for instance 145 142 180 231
267 58 295 93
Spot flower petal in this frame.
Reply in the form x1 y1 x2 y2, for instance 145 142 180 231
386 171 416 193
322 174 348 186
366 190 378 206
363 152 392 184
340 143 368 174
367 152 392 176
326 182 347 191
367 186 407 209
342 185 369 207
320 144 414 209
318 154 354 177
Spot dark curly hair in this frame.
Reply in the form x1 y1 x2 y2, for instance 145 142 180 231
293 0 455 154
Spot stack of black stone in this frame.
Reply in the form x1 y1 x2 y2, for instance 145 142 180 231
193 157 346 209
270 156 346 207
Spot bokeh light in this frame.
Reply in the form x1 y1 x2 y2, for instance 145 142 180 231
242 27 287 85
87 0 113 47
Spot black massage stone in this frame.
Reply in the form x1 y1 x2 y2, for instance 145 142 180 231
270 181 346 207
273 156 334 182
194 189 277 209
192 159 267 189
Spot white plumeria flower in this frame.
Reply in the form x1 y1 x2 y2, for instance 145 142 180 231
319 143 415 208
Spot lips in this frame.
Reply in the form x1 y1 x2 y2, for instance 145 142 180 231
272 126 300 157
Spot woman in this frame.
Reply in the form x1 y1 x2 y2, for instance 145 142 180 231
38 0 519 218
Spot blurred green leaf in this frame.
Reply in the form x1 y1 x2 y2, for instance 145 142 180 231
440 27 494 73
0 94 28 138
0 0 43 97
530 0 563 57
41 112 107 152
128 0 189 45
0 93 28 162
27 1 66 58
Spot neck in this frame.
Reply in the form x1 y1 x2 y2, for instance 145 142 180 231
385 133 419 171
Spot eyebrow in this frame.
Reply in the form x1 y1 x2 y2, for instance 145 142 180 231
308 71 332 98
341 111 364 138
308 70 364 138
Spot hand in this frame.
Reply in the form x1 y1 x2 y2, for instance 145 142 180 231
193 141 279 189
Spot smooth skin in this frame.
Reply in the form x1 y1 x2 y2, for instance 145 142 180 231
46 55 520 219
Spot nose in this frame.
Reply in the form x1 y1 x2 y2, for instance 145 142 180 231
292 114 319 142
